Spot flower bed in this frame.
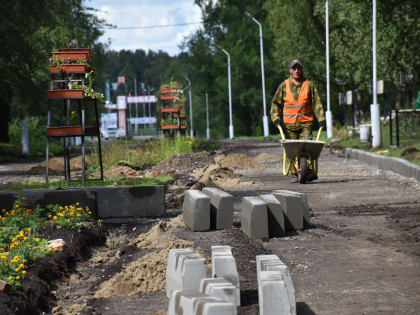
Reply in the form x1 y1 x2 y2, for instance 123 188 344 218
0 197 94 286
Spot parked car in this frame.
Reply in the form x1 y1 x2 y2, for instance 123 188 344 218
100 127 125 139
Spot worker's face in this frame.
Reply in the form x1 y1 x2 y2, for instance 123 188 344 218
289 65 303 81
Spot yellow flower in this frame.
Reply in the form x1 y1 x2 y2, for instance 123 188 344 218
8 276 12 280
19 264 24 268
23 237 28 241
48 214 52 218
22 270 27 274
59 206 63 210
53 216 57 220
13 256 19 260
15 267 20 272
76 202 80 206
33 238 40 242
16 275 20 280
22 197 26 200
1 255 6 259
32 246 38 250
27 228 32 231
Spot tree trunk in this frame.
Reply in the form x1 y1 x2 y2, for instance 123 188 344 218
0 102 10 142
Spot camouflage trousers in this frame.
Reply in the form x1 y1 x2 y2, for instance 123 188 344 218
284 120 313 140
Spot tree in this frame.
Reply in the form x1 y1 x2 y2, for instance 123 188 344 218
0 0 107 142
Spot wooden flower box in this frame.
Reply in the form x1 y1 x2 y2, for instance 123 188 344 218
48 89 84 99
160 88 181 93
159 107 179 113
46 125 98 137
160 124 187 129
160 94 178 100
50 64 89 73
53 48 91 61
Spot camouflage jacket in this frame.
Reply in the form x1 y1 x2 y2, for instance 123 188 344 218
270 76 326 124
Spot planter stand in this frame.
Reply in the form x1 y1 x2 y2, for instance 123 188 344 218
158 84 188 136
46 48 103 187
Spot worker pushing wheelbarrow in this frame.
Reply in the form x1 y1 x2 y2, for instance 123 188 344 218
270 59 327 183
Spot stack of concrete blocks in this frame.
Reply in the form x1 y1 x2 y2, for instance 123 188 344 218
209 245 241 306
241 194 286 240
256 254 296 315
166 246 238 315
182 188 234 232
168 291 237 315
166 248 207 298
272 190 310 229
202 187 234 230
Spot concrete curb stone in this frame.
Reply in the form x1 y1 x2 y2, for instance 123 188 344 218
344 148 420 182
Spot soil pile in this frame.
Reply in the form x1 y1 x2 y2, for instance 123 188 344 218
190 153 263 189
254 152 281 161
30 156 83 174
95 216 207 299
214 153 263 169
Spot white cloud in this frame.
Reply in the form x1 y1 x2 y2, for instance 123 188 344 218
86 0 202 55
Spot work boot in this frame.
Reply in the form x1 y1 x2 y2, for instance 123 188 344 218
306 173 318 182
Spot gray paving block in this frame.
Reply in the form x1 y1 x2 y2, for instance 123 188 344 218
257 255 296 315
200 278 238 306
166 248 194 298
168 290 236 315
241 196 268 239
97 185 165 217
183 190 211 231
202 187 234 230
258 194 285 237
272 190 307 229
259 271 291 315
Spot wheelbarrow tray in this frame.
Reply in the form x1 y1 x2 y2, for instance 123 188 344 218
281 139 325 160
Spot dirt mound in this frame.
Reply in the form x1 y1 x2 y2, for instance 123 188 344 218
130 219 192 249
214 153 262 169
152 152 214 173
254 152 281 161
95 216 206 298
97 165 143 178
30 156 84 174
95 249 169 297
191 156 263 190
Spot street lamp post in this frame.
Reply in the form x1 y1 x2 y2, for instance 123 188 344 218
185 76 194 139
325 1 333 139
371 0 381 148
217 45 234 139
245 11 269 137
205 93 210 139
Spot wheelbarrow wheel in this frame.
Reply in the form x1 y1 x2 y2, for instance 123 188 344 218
298 156 308 184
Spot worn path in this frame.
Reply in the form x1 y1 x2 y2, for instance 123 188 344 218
220 139 420 315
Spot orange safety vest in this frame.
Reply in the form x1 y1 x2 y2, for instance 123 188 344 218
283 79 314 124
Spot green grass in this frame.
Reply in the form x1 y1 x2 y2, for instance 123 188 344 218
0 174 173 192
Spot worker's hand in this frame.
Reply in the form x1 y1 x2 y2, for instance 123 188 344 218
273 119 282 128
319 120 326 129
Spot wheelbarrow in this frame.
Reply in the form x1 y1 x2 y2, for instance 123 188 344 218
277 125 325 184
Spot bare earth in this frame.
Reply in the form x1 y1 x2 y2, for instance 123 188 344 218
0 139 419 315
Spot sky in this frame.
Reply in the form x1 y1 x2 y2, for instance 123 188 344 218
86 0 203 56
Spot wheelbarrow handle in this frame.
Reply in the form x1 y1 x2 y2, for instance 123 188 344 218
316 126 323 141
277 125 286 140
